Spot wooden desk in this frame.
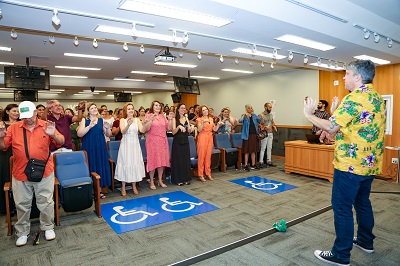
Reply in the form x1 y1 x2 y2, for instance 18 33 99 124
284 140 334 182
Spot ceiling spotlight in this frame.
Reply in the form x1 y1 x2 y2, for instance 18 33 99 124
303 54 308 64
288 51 293 61
261 61 265 68
251 44 257 55
220 55 224 63
179 50 183 58
52 9 61 26
10 29 17 39
234 58 239 65
334 61 338 68
197 52 202 60
270 63 274 69
363 28 370 39
123 42 128 52
249 62 253 67
92 39 98 48
0 8 2 19
182 31 189 44
327 60 332 67
140 45 145 53
343 63 347 70
73 36 79 46
387 38 393 48
373 32 380 43
131 23 137 37
49 35 55 44
317 57 321 65
172 29 177 43
272 49 278 60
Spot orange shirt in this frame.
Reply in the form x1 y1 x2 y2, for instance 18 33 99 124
2 120 64 181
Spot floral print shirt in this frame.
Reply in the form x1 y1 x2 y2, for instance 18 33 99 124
331 83 386 176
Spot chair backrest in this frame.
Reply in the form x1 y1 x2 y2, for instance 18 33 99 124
188 135 197 159
54 151 90 182
110 136 116 141
215 134 233 149
139 138 147 162
107 140 121 164
231 133 243 148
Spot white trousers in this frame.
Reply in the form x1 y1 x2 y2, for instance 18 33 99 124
259 133 273 163
12 173 55 237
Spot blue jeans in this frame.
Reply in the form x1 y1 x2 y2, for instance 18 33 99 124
331 169 375 261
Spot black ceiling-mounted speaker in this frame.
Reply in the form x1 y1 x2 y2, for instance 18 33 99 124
114 92 132 102
171 93 181 103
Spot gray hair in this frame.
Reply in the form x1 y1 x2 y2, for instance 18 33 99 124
346 59 375 84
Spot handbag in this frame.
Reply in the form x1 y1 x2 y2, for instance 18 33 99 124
23 128 50 182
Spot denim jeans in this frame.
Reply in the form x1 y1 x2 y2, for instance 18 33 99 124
331 169 375 261
259 133 273 163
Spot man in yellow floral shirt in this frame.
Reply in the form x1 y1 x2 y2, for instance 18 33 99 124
304 60 385 266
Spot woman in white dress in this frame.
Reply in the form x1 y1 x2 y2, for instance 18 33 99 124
114 103 146 196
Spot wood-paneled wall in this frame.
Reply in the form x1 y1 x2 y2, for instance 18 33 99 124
319 64 400 180
179 93 197 108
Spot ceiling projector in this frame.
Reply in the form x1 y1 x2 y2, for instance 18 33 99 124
155 47 177 62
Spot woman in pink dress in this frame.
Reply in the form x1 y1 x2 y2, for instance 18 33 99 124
143 101 173 189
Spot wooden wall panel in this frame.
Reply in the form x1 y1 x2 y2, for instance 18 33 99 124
177 93 197 108
319 64 400 180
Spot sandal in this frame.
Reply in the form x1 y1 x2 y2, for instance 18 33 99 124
199 176 206 182
121 189 126 196
133 188 139 195
100 193 106 199
177 183 184 186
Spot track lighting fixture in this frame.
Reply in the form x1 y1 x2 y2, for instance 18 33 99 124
270 63 274 69
387 38 393 48
11 29 17 39
140 45 145 53
327 60 332 67
179 50 183 58
197 52 202 60
0 8 2 19
373 32 380 43
73 36 79 46
220 55 224 63
272 49 278 60
172 29 177 43
363 28 370 39
92 39 98 48
234 58 239 65
49 35 55 44
251 44 257 55
123 43 128 52
303 54 308 64
249 62 253 67
261 61 265 68
52 9 61 25
182 31 189 44
288 51 293 61
131 23 137 37
317 57 321 65
334 61 338 69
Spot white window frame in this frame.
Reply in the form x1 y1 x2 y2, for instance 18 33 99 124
382 94 393 135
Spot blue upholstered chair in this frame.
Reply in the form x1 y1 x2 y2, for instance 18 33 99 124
106 140 121 191
54 151 101 225
214 134 241 172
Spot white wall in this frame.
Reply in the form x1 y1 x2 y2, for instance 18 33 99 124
198 69 319 126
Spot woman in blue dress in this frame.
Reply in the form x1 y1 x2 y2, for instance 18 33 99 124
77 102 112 198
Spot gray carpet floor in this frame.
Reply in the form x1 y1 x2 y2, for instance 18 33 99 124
1 158 399 266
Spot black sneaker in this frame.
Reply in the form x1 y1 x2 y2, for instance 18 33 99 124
268 162 276 167
244 165 250 172
353 237 374 253
253 165 260 170
314 250 350 266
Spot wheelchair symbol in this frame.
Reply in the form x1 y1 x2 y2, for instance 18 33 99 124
159 197 203 212
110 206 158 225
244 180 282 190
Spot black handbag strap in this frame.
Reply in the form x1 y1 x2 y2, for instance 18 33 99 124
23 127 50 163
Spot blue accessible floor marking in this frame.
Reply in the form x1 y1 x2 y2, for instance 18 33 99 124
230 176 297 194
101 190 219 234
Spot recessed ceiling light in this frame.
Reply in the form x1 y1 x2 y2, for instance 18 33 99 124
0 46 12 52
353 55 390 65
232 48 286 60
191 75 220 80
0 62 14 65
64 53 120 60
131 71 168 75
118 0 232 27
154 62 197 68
94 25 183 43
221 69 254 74
74 93 97 95
275 34 335 51
113 78 145 81
50 75 88 78
165 80 174 83
83 89 106 93
309 62 344 70
55 66 101 71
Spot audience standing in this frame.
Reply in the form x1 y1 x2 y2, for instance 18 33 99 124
258 102 277 167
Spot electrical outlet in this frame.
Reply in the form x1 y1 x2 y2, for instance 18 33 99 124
392 158 399 164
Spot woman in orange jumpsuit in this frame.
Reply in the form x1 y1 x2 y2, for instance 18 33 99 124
196 105 222 182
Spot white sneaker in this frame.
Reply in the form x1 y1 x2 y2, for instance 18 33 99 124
45 230 56 241
16 235 29 247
